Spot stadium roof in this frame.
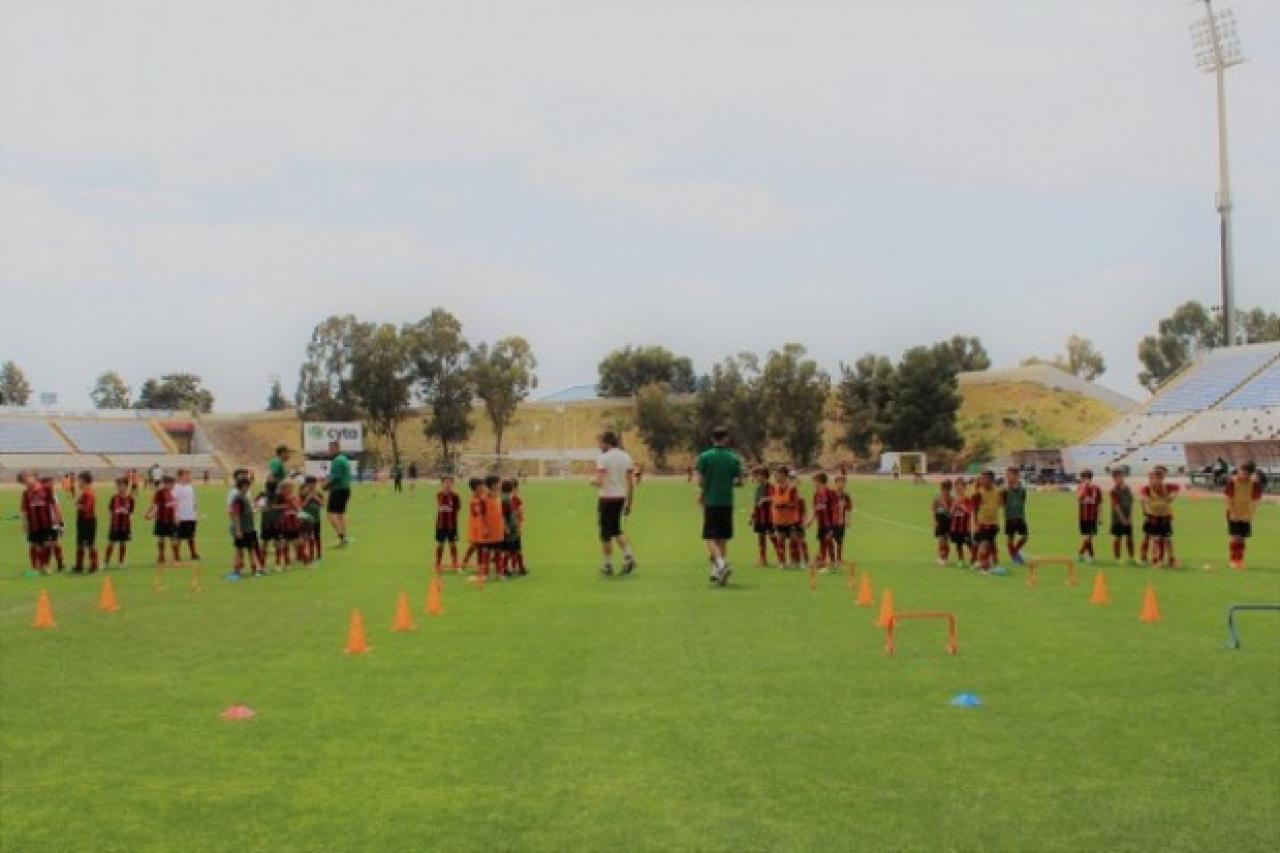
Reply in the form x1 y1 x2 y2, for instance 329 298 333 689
537 384 601 403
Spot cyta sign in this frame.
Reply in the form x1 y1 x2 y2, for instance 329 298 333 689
303 422 364 454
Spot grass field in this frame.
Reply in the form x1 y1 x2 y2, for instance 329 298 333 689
1 478 1278 852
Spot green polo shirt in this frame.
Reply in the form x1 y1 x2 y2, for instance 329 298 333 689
268 456 287 483
695 446 742 508
328 454 351 491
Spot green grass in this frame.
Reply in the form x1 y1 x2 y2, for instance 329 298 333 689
1 479 1278 852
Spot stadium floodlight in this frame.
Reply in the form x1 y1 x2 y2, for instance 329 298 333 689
1189 0 1247 347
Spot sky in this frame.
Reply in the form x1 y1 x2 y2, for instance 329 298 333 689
1 0 1277 411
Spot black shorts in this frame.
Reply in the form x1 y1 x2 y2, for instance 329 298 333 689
933 517 949 538
1079 520 1099 537
281 529 299 541
108 527 132 543
327 489 351 514
598 498 626 541
702 505 734 541
974 524 999 544
949 531 972 546
1110 522 1133 538
76 519 97 547
1148 517 1173 538
817 526 835 541
753 519 775 536
435 527 459 544
234 531 259 551
503 537 522 553
153 521 176 539
176 520 197 540
775 523 801 538
1004 518 1028 538
260 524 280 543
1228 520 1252 539
26 528 54 545
831 525 847 544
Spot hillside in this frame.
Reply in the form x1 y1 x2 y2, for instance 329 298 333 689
957 380 1121 460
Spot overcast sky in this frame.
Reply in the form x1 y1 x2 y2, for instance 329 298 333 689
2 0 1277 411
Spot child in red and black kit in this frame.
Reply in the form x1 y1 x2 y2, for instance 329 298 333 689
1076 469 1102 564
808 472 836 570
830 475 853 565
948 478 974 567
277 480 309 567
104 477 135 568
19 472 55 574
932 479 953 566
434 475 462 570
144 474 179 564
74 471 100 573
509 479 527 573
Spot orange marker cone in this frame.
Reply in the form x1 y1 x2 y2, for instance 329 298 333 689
1139 582 1161 623
33 590 56 629
876 588 895 628
1089 570 1109 606
391 591 415 632
426 577 444 616
855 573 873 606
99 577 120 613
344 609 371 654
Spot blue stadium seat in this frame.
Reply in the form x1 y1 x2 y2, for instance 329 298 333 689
0 420 68 453
1220 362 1280 410
1147 348 1276 414
58 421 166 453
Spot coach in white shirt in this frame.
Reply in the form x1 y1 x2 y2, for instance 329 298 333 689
592 430 637 576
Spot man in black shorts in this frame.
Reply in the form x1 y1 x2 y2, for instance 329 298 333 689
695 426 743 586
592 431 637 576
325 440 353 547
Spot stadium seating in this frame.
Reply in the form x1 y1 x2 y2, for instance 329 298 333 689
0 454 104 473
1219 361 1280 410
57 420 166 453
0 420 69 453
1087 412 1187 447
1065 444 1128 471
106 453 220 471
1147 347 1276 414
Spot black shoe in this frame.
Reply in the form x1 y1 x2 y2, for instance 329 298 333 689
622 556 636 575
600 565 614 576
717 564 733 587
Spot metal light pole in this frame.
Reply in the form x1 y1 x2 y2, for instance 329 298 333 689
1190 0 1246 347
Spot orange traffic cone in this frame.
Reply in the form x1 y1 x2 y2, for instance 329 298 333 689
1089 570 1109 606
391 591 415 632
426 577 444 616
344 609 371 654
1139 582 1161 623
33 590 56 629
876 588 895 628
99 577 120 613
855 573 873 606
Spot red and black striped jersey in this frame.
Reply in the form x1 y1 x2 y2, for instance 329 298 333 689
832 492 853 527
21 486 54 531
436 491 462 531
949 497 972 534
1077 483 1102 523
109 495 134 533
76 487 96 520
151 488 178 525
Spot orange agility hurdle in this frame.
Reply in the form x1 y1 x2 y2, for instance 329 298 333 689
154 562 203 593
1026 557 1077 588
885 611 958 656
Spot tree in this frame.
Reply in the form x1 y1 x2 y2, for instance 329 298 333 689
134 373 214 412
634 383 690 468
940 335 991 373
296 315 363 420
691 354 768 461
348 322 415 465
597 345 698 396
0 361 32 406
836 354 896 456
265 380 290 411
1241 307 1280 343
469 336 538 456
1132 300 1280 391
882 344 963 453
404 308 474 464
759 344 830 467
90 371 131 409
1023 335 1106 380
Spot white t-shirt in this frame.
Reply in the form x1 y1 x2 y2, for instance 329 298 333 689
595 448 634 500
173 483 198 521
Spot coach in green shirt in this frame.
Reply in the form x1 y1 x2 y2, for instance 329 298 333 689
695 425 743 586
267 445 289 485
326 440 352 547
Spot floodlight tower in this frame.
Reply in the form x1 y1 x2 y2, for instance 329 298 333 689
1190 0 1246 346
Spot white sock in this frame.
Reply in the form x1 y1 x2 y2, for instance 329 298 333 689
715 557 726 571
623 546 633 559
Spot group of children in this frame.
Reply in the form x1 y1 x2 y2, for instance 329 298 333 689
929 462 1265 572
226 468 326 577
750 466 854 570
433 474 527 581
17 468 202 575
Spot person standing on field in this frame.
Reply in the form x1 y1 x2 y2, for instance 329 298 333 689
267 445 290 488
696 426 743 586
324 440 353 547
592 431 636 577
